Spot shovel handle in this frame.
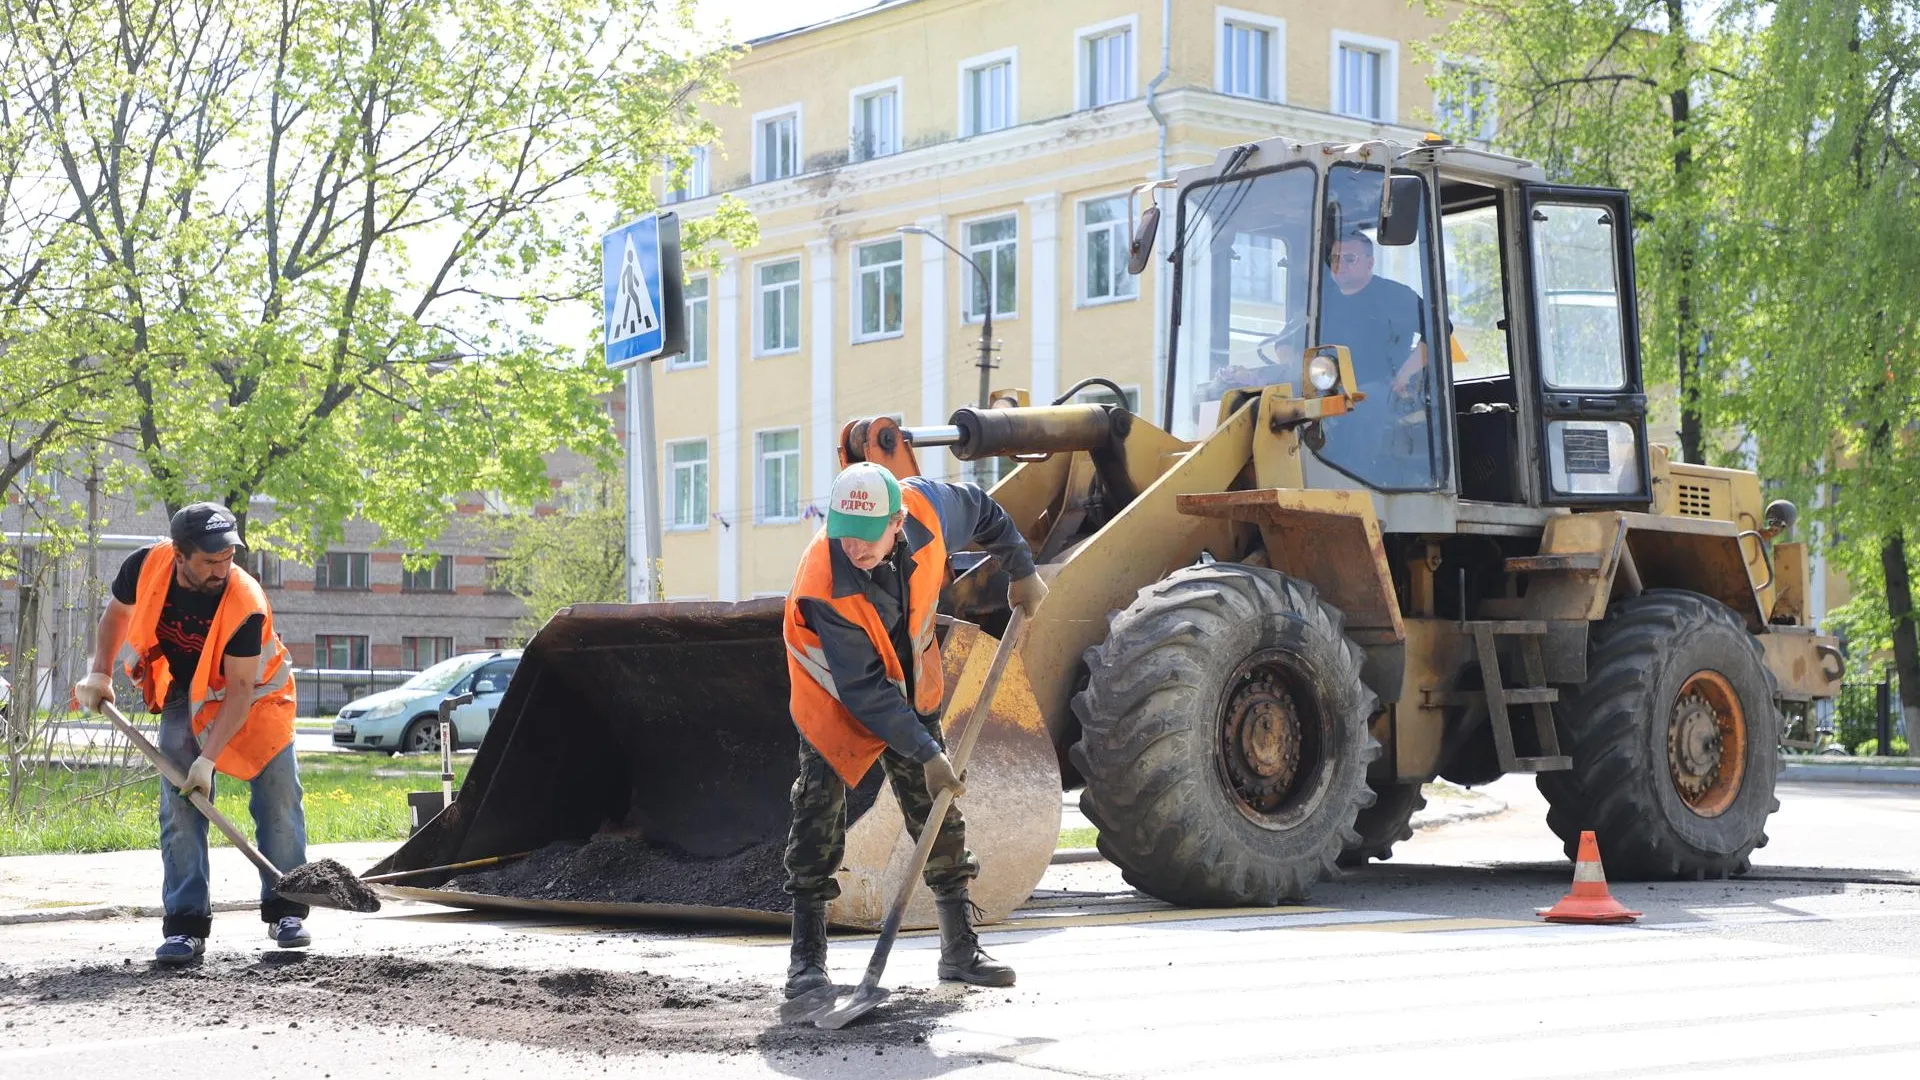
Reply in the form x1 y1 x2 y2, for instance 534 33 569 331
362 850 534 884
856 607 1027 992
99 701 287 882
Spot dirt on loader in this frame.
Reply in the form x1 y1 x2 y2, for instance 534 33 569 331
445 836 791 911
0 952 957 1057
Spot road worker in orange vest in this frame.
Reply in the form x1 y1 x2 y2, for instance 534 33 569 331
781 462 1047 999
74 503 306 966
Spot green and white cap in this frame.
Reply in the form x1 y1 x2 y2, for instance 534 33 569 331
826 462 903 542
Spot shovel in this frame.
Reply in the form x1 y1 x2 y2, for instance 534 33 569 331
782 608 1028 1030
99 701 381 912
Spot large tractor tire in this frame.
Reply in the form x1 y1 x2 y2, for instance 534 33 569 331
1541 590 1781 880
1337 781 1428 867
1070 563 1379 906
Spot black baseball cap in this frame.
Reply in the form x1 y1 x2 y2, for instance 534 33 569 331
170 502 246 554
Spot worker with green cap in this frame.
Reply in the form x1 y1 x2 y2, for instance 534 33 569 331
780 461 1047 998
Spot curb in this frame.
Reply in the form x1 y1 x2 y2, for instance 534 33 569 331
0 899 256 927
1781 762 1920 786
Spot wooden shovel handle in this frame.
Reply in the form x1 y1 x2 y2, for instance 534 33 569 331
100 701 287 882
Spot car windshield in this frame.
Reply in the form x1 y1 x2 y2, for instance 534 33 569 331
401 655 483 693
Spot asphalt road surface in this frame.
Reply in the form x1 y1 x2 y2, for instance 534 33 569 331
2 776 1917 1078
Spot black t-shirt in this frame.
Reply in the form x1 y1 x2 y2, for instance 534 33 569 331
112 546 263 687
1318 274 1425 388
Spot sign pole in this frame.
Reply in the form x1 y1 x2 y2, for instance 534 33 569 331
626 361 664 603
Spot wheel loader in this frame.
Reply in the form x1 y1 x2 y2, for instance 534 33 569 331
371 134 1843 927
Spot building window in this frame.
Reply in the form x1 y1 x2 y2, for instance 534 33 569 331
484 636 514 650
666 438 709 529
1231 234 1287 304
484 557 511 594
851 82 901 162
402 636 455 670
854 238 905 340
316 634 369 670
664 146 709 203
1219 12 1282 101
755 108 800 182
963 53 1015 136
246 551 283 588
1080 195 1138 304
401 555 454 593
1073 384 1141 413
670 275 708 370
314 552 369 591
964 215 1018 321
756 428 802 523
1333 33 1397 122
1436 59 1496 141
757 259 802 354
1079 21 1134 109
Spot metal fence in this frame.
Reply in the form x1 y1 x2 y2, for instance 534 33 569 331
1829 675 1909 754
293 668 418 719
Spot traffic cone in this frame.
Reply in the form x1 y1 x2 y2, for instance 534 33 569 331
1537 831 1642 924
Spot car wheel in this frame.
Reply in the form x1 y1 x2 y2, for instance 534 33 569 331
401 715 450 754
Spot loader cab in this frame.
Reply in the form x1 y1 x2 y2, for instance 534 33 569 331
1164 139 1652 515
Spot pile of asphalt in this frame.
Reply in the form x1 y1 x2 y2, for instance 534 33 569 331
445 836 791 912
0 952 956 1054
276 858 382 912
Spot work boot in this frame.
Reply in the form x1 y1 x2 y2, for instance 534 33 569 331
935 893 1015 987
784 896 831 999
154 935 205 967
269 916 312 949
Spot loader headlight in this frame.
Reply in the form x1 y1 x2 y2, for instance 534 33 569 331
1306 354 1340 393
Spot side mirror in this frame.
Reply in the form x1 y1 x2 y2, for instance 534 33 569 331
1127 204 1161 275
1763 499 1799 538
1376 175 1426 247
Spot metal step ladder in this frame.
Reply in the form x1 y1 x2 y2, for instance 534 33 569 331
1446 620 1573 774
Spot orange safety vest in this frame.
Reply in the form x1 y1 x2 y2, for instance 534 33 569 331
124 540 297 781
783 485 948 786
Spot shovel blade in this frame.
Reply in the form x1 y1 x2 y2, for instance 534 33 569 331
814 984 891 1030
274 859 382 913
776 983 844 1025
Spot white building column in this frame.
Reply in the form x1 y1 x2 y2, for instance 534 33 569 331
1024 193 1060 406
807 237 836 509
716 258 741 601
915 215 949 480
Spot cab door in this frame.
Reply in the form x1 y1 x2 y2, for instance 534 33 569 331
1519 186 1652 506
450 658 517 748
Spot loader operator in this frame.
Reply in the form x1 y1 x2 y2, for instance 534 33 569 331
74 503 307 967
782 462 1048 999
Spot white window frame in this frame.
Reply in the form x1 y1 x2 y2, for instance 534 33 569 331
753 103 803 183
754 257 802 356
1330 30 1399 124
664 437 709 530
668 274 709 371
664 146 710 203
851 237 906 343
958 47 1019 137
960 212 1019 323
1075 15 1139 111
1215 8 1284 103
1434 55 1497 141
1076 193 1139 307
755 427 803 525
849 77 904 163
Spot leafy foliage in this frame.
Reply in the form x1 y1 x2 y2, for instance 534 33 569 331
486 473 626 640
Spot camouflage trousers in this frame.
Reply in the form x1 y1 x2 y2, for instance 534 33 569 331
784 712 980 902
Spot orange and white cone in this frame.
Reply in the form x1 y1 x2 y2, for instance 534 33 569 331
1537 830 1642 924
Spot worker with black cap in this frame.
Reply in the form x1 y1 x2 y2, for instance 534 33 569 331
74 502 305 966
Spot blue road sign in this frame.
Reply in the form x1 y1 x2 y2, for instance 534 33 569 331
603 215 666 368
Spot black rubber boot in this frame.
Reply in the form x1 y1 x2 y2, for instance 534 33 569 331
784 896 831 999
935 893 1015 987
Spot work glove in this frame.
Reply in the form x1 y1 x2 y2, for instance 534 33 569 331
922 751 966 801
74 672 115 712
178 756 217 800
1007 573 1048 618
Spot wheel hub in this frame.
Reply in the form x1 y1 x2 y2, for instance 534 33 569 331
1220 669 1302 813
1666 670 1748 818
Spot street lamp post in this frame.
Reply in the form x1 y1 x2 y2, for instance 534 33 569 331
898 224 996 413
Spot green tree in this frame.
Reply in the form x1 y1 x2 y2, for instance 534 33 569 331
0 0 755 558
487 473 626 640
1718 0 1920 749
1430 0 1736 464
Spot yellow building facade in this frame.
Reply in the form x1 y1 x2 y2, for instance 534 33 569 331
651 0 1476 599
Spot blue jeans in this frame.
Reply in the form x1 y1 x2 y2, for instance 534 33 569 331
157 696 309 938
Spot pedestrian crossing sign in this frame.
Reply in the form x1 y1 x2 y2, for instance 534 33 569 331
602 213 684 368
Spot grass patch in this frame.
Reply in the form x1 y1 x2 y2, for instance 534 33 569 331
1057 825 1098 850
0 751 467 856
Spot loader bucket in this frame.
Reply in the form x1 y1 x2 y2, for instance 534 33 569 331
365 600 1060 930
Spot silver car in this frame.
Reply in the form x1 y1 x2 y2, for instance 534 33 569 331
331 650 521 753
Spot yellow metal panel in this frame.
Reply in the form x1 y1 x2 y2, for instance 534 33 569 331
1760 629 1844 701
1393 619 1475 781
